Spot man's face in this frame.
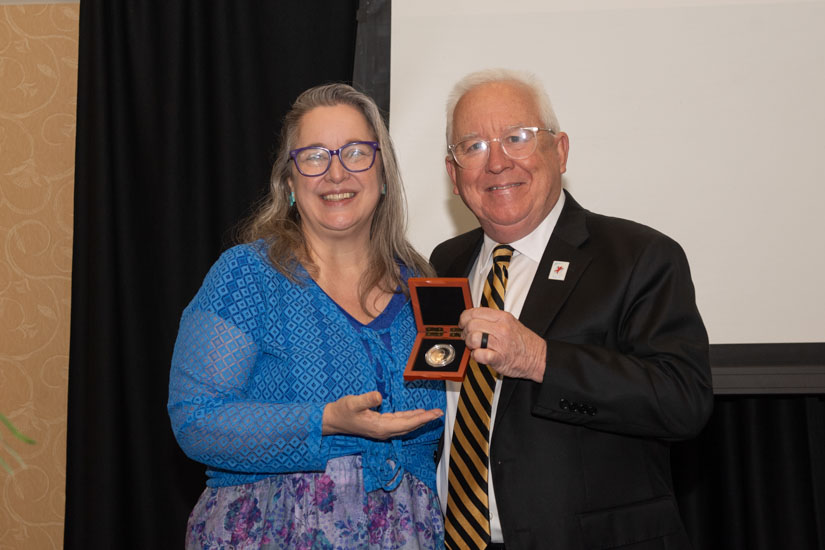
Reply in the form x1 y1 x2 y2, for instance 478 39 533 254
446 81 569 244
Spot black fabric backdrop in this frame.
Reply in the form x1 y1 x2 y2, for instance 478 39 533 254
673 395 825 549
66 1 825 548
66 1 359 547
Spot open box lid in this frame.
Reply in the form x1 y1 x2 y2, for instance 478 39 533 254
408 277 471 331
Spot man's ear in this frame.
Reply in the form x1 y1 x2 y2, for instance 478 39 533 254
445 156 460 195
556 132 570 174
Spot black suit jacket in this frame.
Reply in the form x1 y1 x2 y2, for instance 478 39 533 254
431 191 713 550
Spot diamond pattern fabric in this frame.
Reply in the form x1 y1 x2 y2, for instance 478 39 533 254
169 243 444 492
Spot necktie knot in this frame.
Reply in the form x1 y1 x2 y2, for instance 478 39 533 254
487 245 513 305
492 244 514 267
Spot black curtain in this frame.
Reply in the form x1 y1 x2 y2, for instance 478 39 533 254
66 2 359 547
673 395 825 549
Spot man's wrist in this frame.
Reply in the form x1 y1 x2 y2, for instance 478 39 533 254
530 338 547 382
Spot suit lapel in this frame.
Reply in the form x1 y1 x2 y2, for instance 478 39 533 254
498 192 593 416
441 229 484 277
518 239 591 336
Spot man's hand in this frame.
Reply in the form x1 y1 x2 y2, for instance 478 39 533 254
459 307 547 382
322 391 443 439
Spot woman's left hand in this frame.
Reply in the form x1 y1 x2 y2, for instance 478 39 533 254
322 391 443 440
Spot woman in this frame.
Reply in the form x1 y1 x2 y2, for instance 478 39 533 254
168 83 445 549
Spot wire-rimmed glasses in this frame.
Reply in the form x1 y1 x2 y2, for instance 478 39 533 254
289 141 381 177
448 127 554 169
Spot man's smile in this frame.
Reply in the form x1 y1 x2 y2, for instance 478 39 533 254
487 182 523 192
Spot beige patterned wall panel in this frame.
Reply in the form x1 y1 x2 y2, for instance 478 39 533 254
0 4 78 549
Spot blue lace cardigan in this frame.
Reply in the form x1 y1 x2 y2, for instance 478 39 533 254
168 243 444 493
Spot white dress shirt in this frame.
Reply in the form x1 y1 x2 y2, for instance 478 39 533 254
437 192 565 543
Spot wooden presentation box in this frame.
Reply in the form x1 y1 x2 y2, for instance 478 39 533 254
403 277 472 382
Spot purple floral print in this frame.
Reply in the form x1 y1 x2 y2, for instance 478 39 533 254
185 455 443 549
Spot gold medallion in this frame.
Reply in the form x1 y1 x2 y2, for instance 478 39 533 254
424 343 456 367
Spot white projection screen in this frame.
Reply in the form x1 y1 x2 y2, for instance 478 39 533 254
390 0 825 347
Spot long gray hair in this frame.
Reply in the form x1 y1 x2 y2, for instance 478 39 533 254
239 83 432 309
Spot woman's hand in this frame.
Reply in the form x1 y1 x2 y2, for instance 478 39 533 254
322 391 443 440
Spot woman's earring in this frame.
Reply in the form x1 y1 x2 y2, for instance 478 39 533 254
289 191 296 207
381 183 386 196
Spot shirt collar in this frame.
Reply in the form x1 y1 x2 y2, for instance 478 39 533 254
480 190 566 263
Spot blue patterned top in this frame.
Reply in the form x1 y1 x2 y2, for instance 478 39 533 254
168 243 445 494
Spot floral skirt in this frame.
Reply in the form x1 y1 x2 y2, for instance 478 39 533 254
186 455 444 549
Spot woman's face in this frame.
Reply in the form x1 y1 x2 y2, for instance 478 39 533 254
288 104 383 247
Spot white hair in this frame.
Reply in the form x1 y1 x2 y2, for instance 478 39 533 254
445 68 560 144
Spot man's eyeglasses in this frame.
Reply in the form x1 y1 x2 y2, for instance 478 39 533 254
289 141 381 177
448 127 554 169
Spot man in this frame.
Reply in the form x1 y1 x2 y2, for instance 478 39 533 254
433 68 713 550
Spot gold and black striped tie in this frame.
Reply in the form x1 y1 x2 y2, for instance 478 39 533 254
445 244 514 549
